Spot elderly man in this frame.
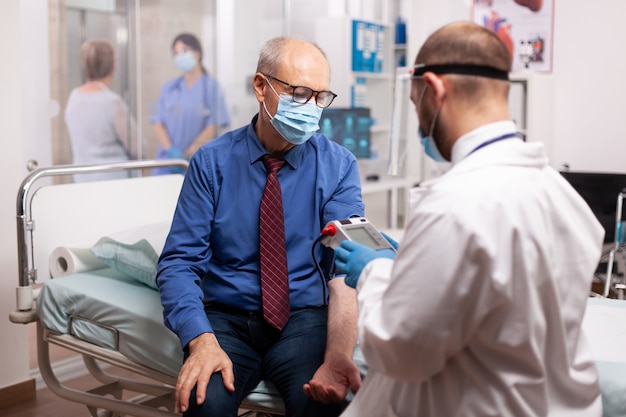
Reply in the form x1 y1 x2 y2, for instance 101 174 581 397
157 36 363 417
336 21 604 417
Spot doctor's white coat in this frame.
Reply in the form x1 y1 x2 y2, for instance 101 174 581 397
342 124 604 417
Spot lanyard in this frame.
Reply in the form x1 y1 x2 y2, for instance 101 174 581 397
468 132 524 156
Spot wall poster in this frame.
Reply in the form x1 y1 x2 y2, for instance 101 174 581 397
472 0 555 73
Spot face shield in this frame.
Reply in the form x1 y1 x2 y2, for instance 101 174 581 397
387 63 510 176
388 66 414 176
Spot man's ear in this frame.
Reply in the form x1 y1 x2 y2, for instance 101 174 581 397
253 73 266 102
423 72 446 107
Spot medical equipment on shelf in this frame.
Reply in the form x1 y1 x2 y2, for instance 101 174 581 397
320 217 396 252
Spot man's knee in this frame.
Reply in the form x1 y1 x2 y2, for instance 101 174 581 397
183 374 240 417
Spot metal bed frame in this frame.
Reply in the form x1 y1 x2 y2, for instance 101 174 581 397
9 160 285 417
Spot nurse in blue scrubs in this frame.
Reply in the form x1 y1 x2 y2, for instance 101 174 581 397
151 33 230 175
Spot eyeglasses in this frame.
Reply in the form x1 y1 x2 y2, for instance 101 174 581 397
264 74 337 108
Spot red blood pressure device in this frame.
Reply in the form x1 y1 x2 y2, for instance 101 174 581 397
320 217 396 252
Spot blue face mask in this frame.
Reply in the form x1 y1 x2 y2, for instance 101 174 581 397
418 128 446 162
416 85 446 162
263 78 322 145
174 51 197 73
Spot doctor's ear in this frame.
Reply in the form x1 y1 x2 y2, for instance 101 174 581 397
423 72 447 105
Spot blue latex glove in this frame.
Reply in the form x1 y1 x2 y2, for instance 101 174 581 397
165 146 186 174
381 232 399 250
166 146 185 160
334 240 396 288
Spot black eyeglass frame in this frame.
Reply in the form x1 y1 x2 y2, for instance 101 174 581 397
263 74 337 108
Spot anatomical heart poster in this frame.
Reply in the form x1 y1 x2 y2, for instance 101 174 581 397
472 0 554 73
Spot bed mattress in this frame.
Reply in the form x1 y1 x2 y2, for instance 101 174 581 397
37 267 183 377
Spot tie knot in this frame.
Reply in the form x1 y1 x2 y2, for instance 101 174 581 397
263 154 285 174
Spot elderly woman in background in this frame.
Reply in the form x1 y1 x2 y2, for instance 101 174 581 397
65 38 137 183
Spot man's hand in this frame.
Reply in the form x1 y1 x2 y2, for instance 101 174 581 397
176 332 234 414
334 241 396 288
303 352 361 403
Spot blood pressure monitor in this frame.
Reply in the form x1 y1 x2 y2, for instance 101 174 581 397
320 217 396 252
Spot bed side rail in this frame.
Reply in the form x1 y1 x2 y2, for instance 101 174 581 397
11 159 188 323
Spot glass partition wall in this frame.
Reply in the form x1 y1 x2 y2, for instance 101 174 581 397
47 0 291 174
46 0 391 173
49 0 216 170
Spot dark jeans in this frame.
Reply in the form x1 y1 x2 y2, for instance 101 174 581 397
183 305 347 417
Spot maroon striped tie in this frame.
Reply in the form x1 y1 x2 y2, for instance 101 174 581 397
259 155 290 330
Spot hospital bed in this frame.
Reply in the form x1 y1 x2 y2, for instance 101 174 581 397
8 160 289 417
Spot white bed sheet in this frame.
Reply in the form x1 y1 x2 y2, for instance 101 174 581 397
584 298 626 417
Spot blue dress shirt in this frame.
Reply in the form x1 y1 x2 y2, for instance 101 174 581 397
157 115 364 348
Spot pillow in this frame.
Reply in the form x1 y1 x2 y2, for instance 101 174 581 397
90 237 159 290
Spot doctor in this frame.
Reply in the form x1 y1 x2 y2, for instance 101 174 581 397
151 33 230 174
335 21 604 417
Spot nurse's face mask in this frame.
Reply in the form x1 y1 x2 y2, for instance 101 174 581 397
262 74 334 145
173 50 197 73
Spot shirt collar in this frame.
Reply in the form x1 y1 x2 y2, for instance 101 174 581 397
246 113 303 169
450 121 519 164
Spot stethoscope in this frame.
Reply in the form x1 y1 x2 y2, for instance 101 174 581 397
168 74 212 118
467 132 524 156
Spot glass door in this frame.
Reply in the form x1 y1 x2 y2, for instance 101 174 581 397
48 0 133 170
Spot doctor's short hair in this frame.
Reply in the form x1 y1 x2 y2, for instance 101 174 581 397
415 22 511 72
80 39 115 81
256 36 328 77
415 22 511 99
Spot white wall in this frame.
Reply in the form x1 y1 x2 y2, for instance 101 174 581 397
20 2 53 171
406 0 626 175
216 0 284 130
0 0 30 390
551 1 626 172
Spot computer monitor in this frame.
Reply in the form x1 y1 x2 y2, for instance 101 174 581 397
561 170 626 243
319 107 371 158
